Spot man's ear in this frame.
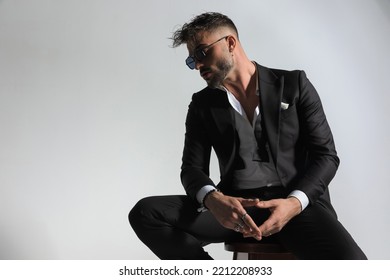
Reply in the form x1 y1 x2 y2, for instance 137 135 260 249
227 35 237 52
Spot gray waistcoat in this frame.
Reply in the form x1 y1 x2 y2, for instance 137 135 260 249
231 110 281 190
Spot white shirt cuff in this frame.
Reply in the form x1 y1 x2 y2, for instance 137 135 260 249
288 190 309 211
196 185 217 204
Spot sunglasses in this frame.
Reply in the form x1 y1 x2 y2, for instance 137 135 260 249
185 36 229 70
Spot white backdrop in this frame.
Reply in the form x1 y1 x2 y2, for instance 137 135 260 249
0 0 389 260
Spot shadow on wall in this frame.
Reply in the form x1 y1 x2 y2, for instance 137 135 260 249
376 0 390 24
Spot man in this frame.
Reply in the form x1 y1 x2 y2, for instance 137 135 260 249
129 12 366 260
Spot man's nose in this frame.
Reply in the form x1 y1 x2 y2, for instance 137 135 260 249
195 60 203 70
194 60 203 70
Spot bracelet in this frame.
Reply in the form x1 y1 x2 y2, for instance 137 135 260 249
202 188 219 209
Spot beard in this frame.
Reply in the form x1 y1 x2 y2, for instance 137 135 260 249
206 55 233 89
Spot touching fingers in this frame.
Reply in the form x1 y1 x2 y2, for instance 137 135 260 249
239 198 260 207
254 199 276 209
232 211 262 240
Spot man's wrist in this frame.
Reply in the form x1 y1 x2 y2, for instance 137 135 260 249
203 189 221 209
196 185 217 212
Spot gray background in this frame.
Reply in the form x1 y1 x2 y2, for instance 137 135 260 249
0 0 389 260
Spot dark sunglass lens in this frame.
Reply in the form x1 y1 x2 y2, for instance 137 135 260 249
194 49 206 61
185 57 195 70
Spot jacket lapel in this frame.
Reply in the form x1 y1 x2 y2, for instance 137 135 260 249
210 92 235 136
257 64 284 165
208 89 238 180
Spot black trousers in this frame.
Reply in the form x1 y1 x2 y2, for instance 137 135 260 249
129 188 367 260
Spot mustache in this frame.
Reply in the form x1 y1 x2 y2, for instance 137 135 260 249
200 67 211 75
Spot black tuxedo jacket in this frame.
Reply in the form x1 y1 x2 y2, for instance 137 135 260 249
180 63 339 210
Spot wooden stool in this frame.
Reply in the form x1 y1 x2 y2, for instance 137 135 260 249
225 242 296 260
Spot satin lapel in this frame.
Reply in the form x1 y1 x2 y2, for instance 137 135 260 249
257 65 284 165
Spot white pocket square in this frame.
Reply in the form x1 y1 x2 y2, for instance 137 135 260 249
281 102 289 110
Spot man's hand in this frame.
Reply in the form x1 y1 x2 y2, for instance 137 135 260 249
249 197 302 238
204 191 262 240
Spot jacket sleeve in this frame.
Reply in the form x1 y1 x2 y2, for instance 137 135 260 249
180 95 215 201
294 71 340 204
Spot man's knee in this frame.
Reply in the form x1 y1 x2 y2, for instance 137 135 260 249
129 197 153 220
129 195 192 235
129 196 171 231
129 197 155 230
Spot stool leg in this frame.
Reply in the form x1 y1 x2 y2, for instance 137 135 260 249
233 252 249 260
